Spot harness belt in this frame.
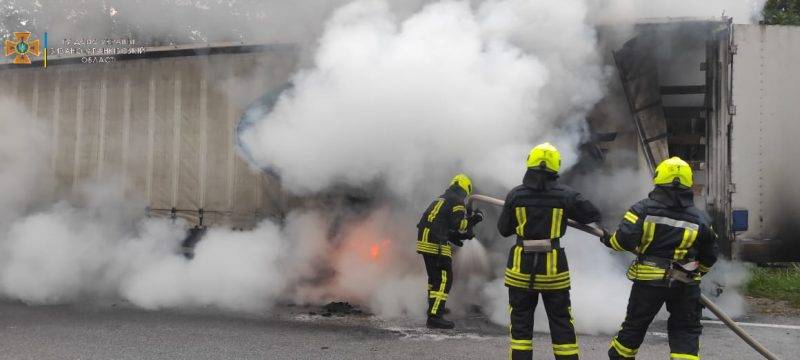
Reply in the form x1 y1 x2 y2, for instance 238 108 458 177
516 238 561 253
636 254 673 269
636 255 700 285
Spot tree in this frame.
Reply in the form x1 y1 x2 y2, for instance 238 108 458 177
763 0 800 25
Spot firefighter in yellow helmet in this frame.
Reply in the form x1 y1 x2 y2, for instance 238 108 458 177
498 143 602 360
600 157 719 360
416 173 484 329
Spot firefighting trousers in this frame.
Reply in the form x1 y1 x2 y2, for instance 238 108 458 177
508 287 579 360
423 254 452 317
609 283 702 360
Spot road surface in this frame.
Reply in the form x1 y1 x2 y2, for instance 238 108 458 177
0 301 797 359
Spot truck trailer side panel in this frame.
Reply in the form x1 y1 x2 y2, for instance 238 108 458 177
731 25 800 261
0 47 297 227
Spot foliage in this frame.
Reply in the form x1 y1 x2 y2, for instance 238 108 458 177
745 264 800 308
763 0 800 25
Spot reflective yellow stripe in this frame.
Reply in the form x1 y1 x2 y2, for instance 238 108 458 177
624 211 639 224
670 353 700 360
504 276 529 288
535 272 571 282
627 274 665 281
428 291 448 301
512 246 522 272
553 343 579 356
545 250 557 275
533 280 571 290
431 270 448 314
421 227 430 243
699 263 711 273
459 218 468 233
637 221 656 254
550 208 563 238
505 269 530 281
515 207 527 237
609 232 625 251
416 242 452 257
630 264 666 272
510 339 533 351
626 262 667 281
674 228 699 260
504 277 571 290
557 208 564 237
505 269 571 282
610 337 638 357
427 199 444 222
452 205 466 213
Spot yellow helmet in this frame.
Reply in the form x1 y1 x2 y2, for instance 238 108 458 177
653 157 693 188
450 173 473 196
526 142 561 173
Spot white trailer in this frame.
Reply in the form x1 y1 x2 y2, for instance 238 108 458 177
729 24 800 261
610 20 800 261
0 43 298 227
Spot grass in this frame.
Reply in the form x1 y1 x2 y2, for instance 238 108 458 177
745 263 800 308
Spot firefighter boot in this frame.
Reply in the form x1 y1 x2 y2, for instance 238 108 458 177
426 315 455 329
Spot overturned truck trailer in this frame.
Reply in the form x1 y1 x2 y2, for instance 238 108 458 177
0 43 298 228
606 19 800 262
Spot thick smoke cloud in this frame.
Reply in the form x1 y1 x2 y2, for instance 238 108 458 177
0 0 759 334
240 0 604 196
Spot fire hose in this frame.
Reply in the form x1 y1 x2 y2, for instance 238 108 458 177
469 194 780 360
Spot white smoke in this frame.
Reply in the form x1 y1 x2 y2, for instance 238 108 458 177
0 100 53 226
701 259 750 318
240 0 604 196
0 99 364 313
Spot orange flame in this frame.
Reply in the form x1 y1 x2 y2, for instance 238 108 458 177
368 239 392 262
369 244 380 260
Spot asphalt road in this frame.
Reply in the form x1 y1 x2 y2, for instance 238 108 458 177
0 301 797 359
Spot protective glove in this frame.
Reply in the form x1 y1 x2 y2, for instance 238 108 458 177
469 209 484 224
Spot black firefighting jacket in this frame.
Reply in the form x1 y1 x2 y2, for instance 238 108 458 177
602 186 719 287
497 170 601 291
416 185 479 258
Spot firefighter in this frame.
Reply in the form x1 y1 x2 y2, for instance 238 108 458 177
417 173 484 329
498 143 602 360
600 157 719 360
